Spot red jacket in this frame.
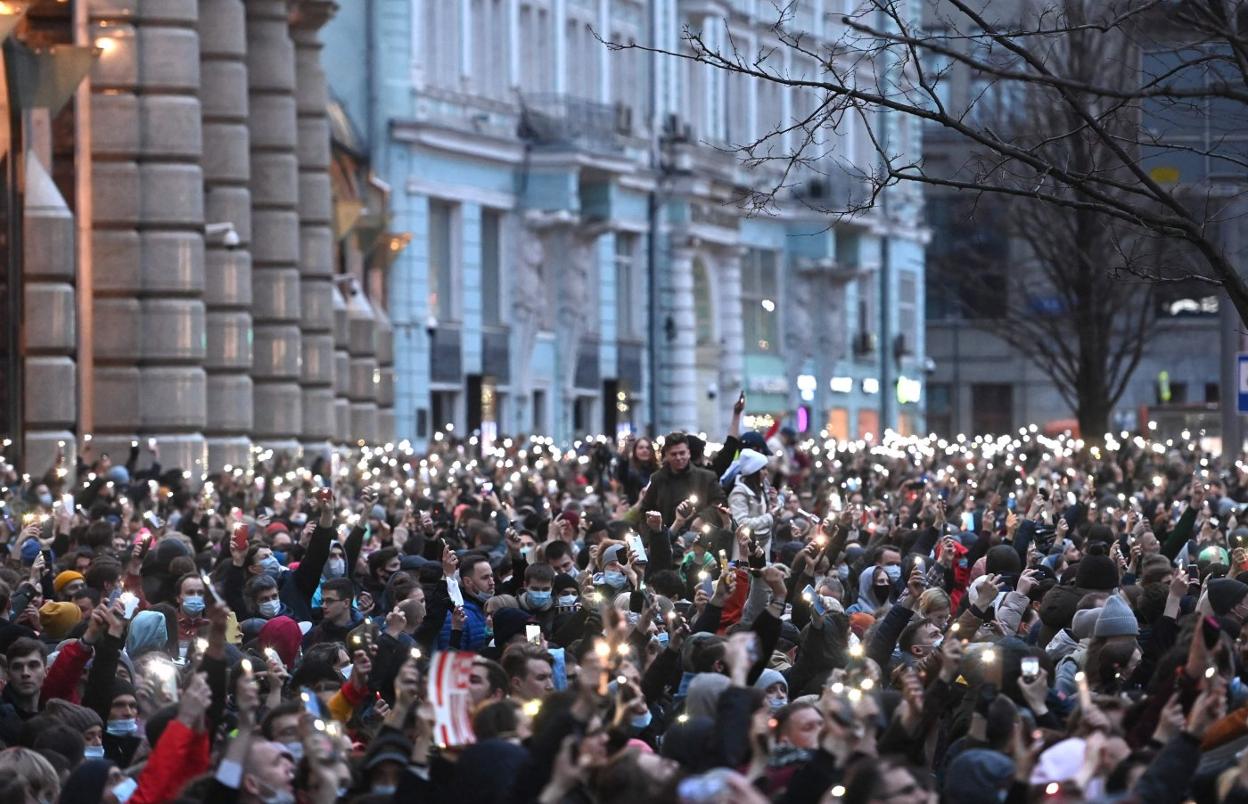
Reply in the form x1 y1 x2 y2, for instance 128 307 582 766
41 639 89 706
937 539 973 612
130 719 210 804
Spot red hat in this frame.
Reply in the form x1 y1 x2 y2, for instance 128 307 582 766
265 521 290 537
849 612 875 638
559 510 581 532
258 615 302 668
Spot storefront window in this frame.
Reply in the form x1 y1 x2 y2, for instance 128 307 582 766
742 249 778 353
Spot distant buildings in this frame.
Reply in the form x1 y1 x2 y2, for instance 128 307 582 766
323 0 929 448
919 0 1222 438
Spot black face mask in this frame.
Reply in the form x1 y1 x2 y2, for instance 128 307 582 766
873 584 891 603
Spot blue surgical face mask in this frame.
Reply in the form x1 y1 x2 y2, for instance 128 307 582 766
273 550 288 565
556 594 579 608
656 631 670 647
291 513 308 526
325 558 346 578
182 595 205 616
603 571 627 588
107 718 138 736
526 590 552 610
283 741 304 762
37 492 52 507
629 708 653 730
259 599 281 619
83 745 105 759
260 555 281 578
883 564 902 583
766 694 788 711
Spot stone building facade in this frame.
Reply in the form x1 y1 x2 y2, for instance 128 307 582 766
324 0 929 449
1 0 393 478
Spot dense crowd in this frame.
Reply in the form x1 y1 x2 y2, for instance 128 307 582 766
1 401 1247 802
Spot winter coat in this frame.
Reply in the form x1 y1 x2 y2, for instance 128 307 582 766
728 477 774 560
636 463 726 528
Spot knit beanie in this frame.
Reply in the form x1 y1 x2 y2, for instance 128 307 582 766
258 615 302 668
944 749 1016 804
753 667 788 693
1093 595 1138 638
126 610 170 658
20 538 42 565
1074 554 1119 591
1208 578 1248 616
986 545 1022 576
53 571 85 595
492 607 536 648
1070 607 1103 641
44 699 103 733
552 573 579 594
57 760 117 804
39 601 82 640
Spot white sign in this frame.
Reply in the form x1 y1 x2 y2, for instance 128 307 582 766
797 374 818 402
747 376 789 394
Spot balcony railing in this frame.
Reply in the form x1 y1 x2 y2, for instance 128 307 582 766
518 93 623 153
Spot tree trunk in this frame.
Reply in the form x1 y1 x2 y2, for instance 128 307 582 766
1075 377 1113 443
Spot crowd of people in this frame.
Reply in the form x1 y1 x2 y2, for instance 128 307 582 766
0 404 1247 803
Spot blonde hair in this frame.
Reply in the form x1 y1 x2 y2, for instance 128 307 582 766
0 748 59 803
485 594 520 615
918 587 950 616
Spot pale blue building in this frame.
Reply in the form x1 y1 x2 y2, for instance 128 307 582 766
323 0 928 447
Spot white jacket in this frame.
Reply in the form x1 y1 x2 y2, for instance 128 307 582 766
728 477 774 561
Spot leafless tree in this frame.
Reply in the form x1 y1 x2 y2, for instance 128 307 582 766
603 0 1248 324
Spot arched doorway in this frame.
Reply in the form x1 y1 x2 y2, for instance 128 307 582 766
693 257 719 434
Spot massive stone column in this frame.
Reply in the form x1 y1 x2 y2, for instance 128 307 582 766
90 0 208 474
137 1 208 476
246 0 303 450
331 285 350 441
88 5 142 462
660 241 698 432
718 247 745 409
347 291 379 443
291 1 337 450
199 0 254 471
375 307 396 443
22 156 77 473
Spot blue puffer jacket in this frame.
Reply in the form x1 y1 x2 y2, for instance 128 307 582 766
437 593 489 651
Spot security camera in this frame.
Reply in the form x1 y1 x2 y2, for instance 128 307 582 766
331 275 359 297
426 315 438 339
205 221 240 249
706 381 719 400
923 357 936 376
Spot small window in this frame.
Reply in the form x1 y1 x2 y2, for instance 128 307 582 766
481 210 502 326
428 200 456 322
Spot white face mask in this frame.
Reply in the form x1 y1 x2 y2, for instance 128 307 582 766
111 777 138 804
